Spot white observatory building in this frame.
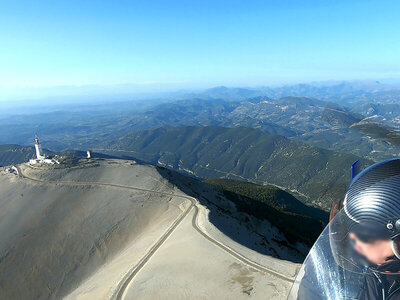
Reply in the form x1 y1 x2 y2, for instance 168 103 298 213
34 136 45 160
29 136 59 165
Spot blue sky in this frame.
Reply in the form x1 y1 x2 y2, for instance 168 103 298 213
0 0 399 89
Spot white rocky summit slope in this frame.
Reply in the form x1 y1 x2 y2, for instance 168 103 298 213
0 158 301 299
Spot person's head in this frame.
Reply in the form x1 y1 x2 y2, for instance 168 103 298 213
349 232 394 265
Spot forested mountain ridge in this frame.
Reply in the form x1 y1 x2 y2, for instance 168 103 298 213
102 126 372 210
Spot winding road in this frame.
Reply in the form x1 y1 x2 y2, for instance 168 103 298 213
14 163 295 300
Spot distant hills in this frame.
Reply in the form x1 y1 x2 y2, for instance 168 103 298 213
352 102 400 128
1 94 400 161
102 126 372 210
124 96 400 161
180 86 265 102
179 81 400 106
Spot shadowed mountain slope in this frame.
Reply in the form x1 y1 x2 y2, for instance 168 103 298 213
204 178 328 245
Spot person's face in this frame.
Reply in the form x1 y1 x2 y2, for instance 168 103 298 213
349 232 394 265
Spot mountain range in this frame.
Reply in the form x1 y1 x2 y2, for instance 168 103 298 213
100 126 372 210
2 93 400 162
